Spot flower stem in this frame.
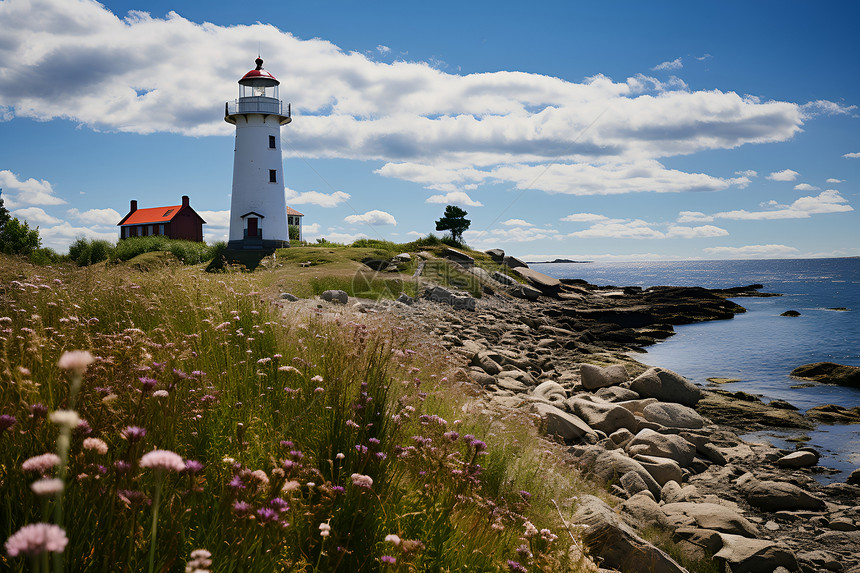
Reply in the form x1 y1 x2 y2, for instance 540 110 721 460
148 472 164 573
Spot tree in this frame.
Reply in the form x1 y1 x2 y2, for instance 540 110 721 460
435 205 471 244
0 194 41 256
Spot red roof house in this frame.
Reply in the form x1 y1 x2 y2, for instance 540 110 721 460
117 196 206 242
287 206 304 241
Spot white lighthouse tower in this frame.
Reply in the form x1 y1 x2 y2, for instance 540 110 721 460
225 57 291 249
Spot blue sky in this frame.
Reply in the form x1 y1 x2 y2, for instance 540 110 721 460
1 0 858 260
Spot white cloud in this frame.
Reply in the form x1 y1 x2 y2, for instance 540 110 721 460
285 188 350 208
800 100 857 118
67 207 122 226
465 226 560 244
0 0 818 203
844 152 860 159
561 213 610 223
196 209 230 228
652 58 683 71
665 224 728 239
406 230 423 237
793 183 819 191
703 244 800 258
734 169 758 178
323 231 368 244
344 209 397 226
501 218 534 227
11 207 63 226
766 169 799 181
376 45 390 54
566 219 663 240
695 54 712 61
826 178 843 183
425 191 483 207
714 190 852 220
39 222 117 252
676 211 714 223
0 170 66 208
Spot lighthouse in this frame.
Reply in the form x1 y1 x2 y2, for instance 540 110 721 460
225 57 291 249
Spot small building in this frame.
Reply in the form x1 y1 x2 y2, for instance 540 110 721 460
117 196 206 242
287 206 304 242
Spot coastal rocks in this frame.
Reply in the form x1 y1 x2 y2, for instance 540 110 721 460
511 267 562 294
396 292 414 305
790 362 860 388
632 454 682 486
738 474 826 512
714 533 799 573
580 448 662 499
491 271 517 286
503 255 528 269
620 493 670 530
780 310 801 317
485 248 505 262
805 404 860 424
626 429 697 467
661 502 758 537
571 495 688 573
279 292 299 301
531 380 568 404
642 402 706 429
320 289 348 304
507 283 542 301
441 247 474 267
567 397 638 434
775 450 819 468
694 390 813 430
579 363 628 390
532 403 595 442
630 367 702 407
424 285 476 311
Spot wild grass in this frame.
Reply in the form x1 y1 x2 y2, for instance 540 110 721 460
0 255 596 572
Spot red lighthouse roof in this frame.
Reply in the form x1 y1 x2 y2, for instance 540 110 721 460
239 57 279 86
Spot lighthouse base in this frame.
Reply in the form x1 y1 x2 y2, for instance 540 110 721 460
227 239 290 250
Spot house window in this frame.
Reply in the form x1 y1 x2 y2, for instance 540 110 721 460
269 135 276 149
147 225 153 236
269 169 277 183
159 224 165 235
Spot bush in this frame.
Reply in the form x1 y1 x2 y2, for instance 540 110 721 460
68 237 116 266
28 247 61 265
112 236 221 265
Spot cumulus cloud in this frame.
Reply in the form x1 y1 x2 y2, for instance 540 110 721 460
0 170 66 208
844 152 860 159
800 100 857 118
344 209 397 226
676 211 714 223
666 224 728 239
793 183 819 191
766 169 799 181
501 218 534 227
376 45 390 54
285 188 350 207
652 58 683 71
67 207 123 226
561 213 611 223
11 207 63 226
196 209 230 228
465 226 560 245
564 218 727 240
0 0 821 200
826 178 843 183
39 222 117 251
425 191 483 206
735 170 758 178
703 244 800 258
714 190 852 220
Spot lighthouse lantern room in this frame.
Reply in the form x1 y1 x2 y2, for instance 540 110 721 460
226 57 292 249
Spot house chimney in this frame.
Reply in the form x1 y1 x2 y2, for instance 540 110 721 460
130 200 137 213
182 195 189 208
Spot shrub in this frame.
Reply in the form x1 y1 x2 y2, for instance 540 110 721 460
68 237 116 266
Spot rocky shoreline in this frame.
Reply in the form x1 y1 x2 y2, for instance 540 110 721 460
295 252 860 573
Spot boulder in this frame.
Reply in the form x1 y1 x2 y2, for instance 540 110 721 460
320 289 348 304
632 454 683 486
615 398 659 417
714 533 799 573
491 271 517 286
503 255 528 269
441 247 474 266
626 429 697 467
662 502 758 537
775 450 819 468
467 368 495 387
471 351 503 376
531 381 567 404
848 468 860 485
621 493 670 530
531 403 595 442
610 428 635 447
279 292 299 301
620 471 651 497
507 283 542 301
579 363 629 390
630 367 702 406
511 267 561 292
587 449 662 499
739 476 826 511
672 527 723 562
424 285 476 311
642 402 706 429
485 248 505 262
790 362 860 388
393 252 412 262
571 495 688 573
567 397 638 434
595 386 641 402
396 292 415 305
780 310 801 317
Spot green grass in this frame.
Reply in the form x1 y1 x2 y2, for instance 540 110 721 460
0 254 597 572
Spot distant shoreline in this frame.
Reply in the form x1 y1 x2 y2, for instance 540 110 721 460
526 258 593 264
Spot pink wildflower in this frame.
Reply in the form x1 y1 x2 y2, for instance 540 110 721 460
381 556 396 564
30 478 64 496
83 437 108 455
140 449 185 472
318 522 331 537
22 453 60 473
384 534 401 545
350 473 373 489
5 523 68 557
57 350 95 373
152 389 169 398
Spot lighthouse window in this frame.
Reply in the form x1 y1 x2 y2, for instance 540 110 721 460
269 170 277 183
269 136 276 149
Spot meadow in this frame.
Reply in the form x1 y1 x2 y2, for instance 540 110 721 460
0 253 599 572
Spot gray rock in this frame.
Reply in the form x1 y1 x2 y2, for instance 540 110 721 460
632 454 683 486
739 477 826 511
615 398 660 417
621 493 670 530
507 283 542 301
588 449 662 499
662 502 758 537
567 397 639 434
396 292 414 305
471 351 503 376
660 481 684 504
491 271 517 286
279 292 299 301
672 527 723 562
320 289 348 304
485 248 505 262
532 402 595 442
393 252 412 262
642 402 706 429
467 368 495 387
511 266 561 291
620 471 651 497
798 549 844 572
610 428 635 447
775 450 819 468
572 495 688 573
441 247 474 266
630 367 703 407
595 386 641 402
626 429 697 467
503 255 528 269
424 285 476 311
714 533 799 573
580 363 629 390
531 380 567 403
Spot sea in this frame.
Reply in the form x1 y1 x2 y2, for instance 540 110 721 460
531 258 860 483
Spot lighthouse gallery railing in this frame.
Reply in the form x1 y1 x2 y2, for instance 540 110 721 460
226 97 290 117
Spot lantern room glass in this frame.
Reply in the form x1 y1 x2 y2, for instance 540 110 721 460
239 84 279 100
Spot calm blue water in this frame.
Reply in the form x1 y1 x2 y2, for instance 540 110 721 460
532 258 860 481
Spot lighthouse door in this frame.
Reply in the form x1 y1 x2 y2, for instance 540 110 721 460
247 217 258 238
